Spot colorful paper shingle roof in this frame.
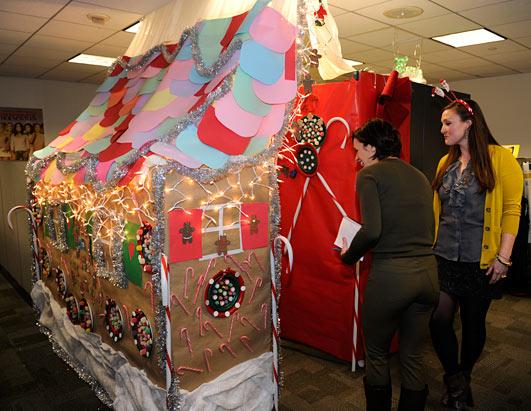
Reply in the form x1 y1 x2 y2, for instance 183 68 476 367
31 2 297 186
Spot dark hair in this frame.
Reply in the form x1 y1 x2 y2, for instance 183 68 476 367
13 122 23 134
432 99 499 192
23 123 33 133
352 118 402 160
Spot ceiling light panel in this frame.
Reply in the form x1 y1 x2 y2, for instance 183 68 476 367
432 28 505 47
68 53 116 66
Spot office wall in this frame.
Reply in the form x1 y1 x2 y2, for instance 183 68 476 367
0 76 97 292
453 73 531 158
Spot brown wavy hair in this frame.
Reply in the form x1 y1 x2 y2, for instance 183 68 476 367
432 99 499 192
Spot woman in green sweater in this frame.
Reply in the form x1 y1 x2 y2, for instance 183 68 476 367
430 99 523 410
341 119 438 411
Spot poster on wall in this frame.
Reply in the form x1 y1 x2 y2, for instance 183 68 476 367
0 107 45 161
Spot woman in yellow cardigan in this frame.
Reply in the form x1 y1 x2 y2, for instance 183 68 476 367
430 98 523 410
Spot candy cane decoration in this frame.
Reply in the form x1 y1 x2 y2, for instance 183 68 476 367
219 342 237 358
122 304 130 333
261 303 269 331
8 205 40 281
204 320 224 339
183 267 194 299
326 116 350 149
270 235 292 411
240 316 261 331
143 280 156 313
248 277 263 305
180 328 193 357
224 254 252 281
352 261 361 372
203 348 213 372
239 336 253 353
243 251 266 274
171 293 191 316
195 307 205 337
227 314 236 343
161 252 173 389
192 275 205 306
175 366 203 376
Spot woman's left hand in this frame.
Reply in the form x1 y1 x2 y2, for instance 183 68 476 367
340 237 348 256
486 259 509 284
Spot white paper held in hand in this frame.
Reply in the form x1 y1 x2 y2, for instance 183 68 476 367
334 216 361 249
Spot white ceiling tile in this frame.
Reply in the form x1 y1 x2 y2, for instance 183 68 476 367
424 69 475 82
100 31 135 48
339 38 373 55
355 0 450 25
423 47 475 63
457 64 518 77
40 61 105 82
0 0 69 18
334 12 388 38
3 54 63 69
53 1 142 31
80 70 108 84
23 34 92 54
429 0 510 12
485 49 531 70
346 27 417 48
327 5 349 17
459 40 527 57
515 35 531 47
459 0 531 26
39 20 116 43
491 19 531 38
84 44 127 59
329 1 393 12
381 38 450 55
78 0 172 15
0 43 17 55
345 48 395 63
0 29 32 45
399 13 480 37
0 63 48 77
0 11 47 32
13 45 79 61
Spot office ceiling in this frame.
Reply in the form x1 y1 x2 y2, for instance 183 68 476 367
0 0 530 85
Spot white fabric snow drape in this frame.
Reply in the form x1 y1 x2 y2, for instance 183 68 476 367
126 0 352 80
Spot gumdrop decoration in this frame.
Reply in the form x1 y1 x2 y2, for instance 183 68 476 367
130 309 153 358
78 298 93 333
296 113 326 147
54 267 67 299
65 294 79 323
296 144 319 176
104 299 124 342
137 221 154 274
39 247 51 279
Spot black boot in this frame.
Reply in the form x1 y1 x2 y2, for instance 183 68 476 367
398 385 428 411
442 372 469 410
463 371 474 407
363 377 391 411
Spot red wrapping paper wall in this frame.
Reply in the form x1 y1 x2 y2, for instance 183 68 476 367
278 72 411 361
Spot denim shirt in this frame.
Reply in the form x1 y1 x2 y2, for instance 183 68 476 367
434 160 486 262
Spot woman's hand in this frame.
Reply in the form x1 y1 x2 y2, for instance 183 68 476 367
486 259 508 284
340 237 349 256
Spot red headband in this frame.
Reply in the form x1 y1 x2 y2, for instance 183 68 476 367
431 80 474 116
454 99 474 116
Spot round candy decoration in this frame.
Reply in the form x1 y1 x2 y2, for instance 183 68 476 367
296 144 319 176
54 267 67 299
130 309 153 358
136 221 154 274
296 113 326 148
78 298 93 333
39 247 51 279
204 268 246 318
65 294 79 324
104 299 124 342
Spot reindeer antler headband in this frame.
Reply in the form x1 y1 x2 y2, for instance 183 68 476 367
431 79 474 116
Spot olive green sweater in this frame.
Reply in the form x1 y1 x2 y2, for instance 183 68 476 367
342 158 434 264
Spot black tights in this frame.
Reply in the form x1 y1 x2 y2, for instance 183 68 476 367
429 291 491 376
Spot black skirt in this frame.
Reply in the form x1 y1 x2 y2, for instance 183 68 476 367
436 256 503 300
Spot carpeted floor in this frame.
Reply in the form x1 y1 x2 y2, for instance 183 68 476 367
1 267 530 410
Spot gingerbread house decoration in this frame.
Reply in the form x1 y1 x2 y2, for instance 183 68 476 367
24 1 297 408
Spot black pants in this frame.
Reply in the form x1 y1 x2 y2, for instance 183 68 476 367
429 291 491 376
362 255 439 390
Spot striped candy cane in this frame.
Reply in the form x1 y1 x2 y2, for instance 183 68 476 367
270 235 293 411
8 205 40 281
352 261 360 372
161 253 173 390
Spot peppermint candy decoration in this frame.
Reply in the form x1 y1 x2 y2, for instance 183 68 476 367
78 298 93 333
104 299 124 342
137 222 154 274
296 113 326 148
205 268 246 318
130 309 153 358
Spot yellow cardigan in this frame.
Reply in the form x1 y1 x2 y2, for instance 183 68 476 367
433 145 524 269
